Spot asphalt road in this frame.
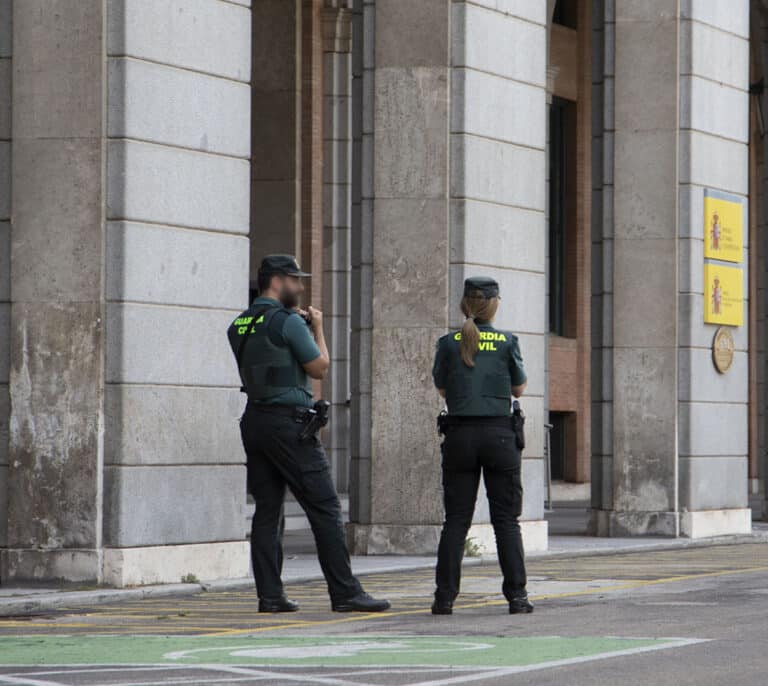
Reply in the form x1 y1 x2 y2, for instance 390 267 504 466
0 543 767 685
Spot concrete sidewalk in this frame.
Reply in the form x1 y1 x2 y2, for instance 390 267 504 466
1 525 767 617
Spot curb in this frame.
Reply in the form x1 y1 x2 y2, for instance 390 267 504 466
1 533 766 617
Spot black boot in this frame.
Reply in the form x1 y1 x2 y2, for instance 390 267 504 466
508 593 534 614
332 592 390 613
258 596 300 613
431 599 453 615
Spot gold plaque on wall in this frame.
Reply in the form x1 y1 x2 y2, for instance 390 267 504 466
712 327 735 374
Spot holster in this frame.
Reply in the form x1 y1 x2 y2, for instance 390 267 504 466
298 400 331 441
511 400 525 450
437 411 449 436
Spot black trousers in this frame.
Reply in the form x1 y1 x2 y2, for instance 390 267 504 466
435 420 527 603
240 404 362 603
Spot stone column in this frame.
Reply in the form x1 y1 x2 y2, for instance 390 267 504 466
102 0 252 585
593 1 752 537
5 0 106 581
450 1 549 552
0 0 11 551
321 2 353 491
348 0 451 553
3 0 253 585
676 2 751 536
593 0 681 537
591 0 613 517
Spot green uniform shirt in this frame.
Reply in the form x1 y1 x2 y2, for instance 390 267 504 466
233 297 320 408
432 322 527 416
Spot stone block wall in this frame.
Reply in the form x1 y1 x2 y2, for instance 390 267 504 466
102 0 252 582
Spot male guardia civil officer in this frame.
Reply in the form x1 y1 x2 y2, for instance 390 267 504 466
228 254 389 613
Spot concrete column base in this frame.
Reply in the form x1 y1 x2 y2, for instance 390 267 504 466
102 541 250 587
590 508 753 538
590 510 680 537
347 524 442 555
468 521 549 554
1 549 103 584
347 520 549 555
680 509 752 538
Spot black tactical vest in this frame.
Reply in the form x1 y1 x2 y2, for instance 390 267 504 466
227 304 312 403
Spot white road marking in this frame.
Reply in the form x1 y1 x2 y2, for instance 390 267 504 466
164 638 493 662
406 638 710 686
0 675 68 686
199 664 379 686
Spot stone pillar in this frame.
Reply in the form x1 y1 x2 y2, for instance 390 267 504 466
591 0 613 516
321 2 353 491
593 0 681 537
102 0 252 584
3 0 252 585
5 0 106 581
755 0 768 521
348 0 451 553
301 0 325 309
450 0 549 552
349 0 549 554
0 0 11 552
593 1 752 537
676 2 751 536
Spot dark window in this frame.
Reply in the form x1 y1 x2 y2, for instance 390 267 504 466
549 98 567 336
552 0 577 29
549 412 567 481
549 411 578 482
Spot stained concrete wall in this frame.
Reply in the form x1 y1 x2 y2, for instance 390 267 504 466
451 0 548 549
6 0 107 581
677 0 751 535
0 0 10 549
602 0 681 537
103 0 251 558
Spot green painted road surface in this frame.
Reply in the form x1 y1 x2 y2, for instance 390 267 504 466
0 634 698 668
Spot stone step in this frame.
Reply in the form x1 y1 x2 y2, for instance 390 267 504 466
244 495 350 533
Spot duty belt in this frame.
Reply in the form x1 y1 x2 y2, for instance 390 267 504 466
247 402 313 423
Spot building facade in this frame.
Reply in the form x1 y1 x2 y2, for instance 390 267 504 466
0 0 765 586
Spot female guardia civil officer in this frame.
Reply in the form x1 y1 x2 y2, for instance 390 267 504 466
431 276 533 615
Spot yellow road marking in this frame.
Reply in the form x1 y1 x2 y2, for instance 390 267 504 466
4 562 767 638
202 563 768 636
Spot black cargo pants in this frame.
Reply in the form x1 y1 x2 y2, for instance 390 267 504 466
240 403 362 603
435 417 527 603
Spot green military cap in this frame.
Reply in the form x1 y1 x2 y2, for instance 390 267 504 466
259 254 311 278
464 276 499 298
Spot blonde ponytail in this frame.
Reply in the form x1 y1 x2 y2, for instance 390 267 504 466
459 316 480 367
458 292 499 367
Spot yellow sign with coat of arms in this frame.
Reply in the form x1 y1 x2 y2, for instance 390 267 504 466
703 190 743 263
704 263 743 327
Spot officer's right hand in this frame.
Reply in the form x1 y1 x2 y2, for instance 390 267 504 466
307 306 323 332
